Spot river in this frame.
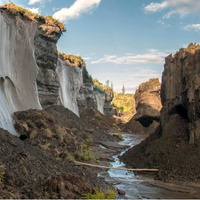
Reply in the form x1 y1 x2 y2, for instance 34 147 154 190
99 133 200 199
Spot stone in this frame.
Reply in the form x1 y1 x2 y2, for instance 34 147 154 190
122 79 162 134
161 43 200 143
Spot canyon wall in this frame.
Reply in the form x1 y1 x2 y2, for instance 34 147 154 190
122 78 162 134
161 43 200 144
0 4 106 135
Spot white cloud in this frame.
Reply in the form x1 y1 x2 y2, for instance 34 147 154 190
91 50 168 65
28 0 43 5
53 0 101 22
28 7 41 14
144 0 200 18
83 57 92 61
144 1 169 13
184 24 200 32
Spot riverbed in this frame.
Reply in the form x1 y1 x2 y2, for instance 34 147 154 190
99 133 200 199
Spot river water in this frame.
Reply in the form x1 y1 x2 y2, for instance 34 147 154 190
99 133 200 199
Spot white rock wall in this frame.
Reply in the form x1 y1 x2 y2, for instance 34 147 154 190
0 13 41 135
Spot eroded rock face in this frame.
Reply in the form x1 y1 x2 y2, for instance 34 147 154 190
34 23 62 108
104 87 114 116
122 79 162 134
161 43 200 144
77 68 106 114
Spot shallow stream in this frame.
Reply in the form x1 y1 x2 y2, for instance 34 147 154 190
99 133 200 199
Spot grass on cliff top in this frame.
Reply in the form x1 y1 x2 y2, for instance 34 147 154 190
58 52 86 68
0 3 65 31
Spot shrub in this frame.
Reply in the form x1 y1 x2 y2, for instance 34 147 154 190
58 52 86 68
82 188 116 199
65 153 75 162
95 113 102 120
75 144 98 163
1 3 65 31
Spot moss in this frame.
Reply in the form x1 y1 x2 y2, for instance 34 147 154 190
0 3 65 31
82 188 116 199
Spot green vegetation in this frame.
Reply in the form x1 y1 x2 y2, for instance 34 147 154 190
113 133 124 140
95 113 102 120
58 52 86 68
111 93 135 122
1 3 65 31
0 163 5 184
65 153 75 162
82 188 116 199
75 144 98 163
93 78 104 91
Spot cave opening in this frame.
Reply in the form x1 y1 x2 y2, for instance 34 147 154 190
170 104 188 120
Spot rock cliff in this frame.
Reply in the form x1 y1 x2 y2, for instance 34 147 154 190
121 44 200 181
122 78 162 134
134 78 162 126
0 3 106 135
161 43 200 144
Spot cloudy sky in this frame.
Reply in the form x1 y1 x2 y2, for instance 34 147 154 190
0 0 199 93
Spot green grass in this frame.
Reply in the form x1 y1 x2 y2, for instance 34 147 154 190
1 3 65 31
58 52 86 68
82 188 116 199
75 144 99 163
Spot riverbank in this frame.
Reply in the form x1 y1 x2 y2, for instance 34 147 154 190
95 132 200 199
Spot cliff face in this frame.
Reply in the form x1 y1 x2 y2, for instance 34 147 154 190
122 78 162 134
57 56 84 116
134 78 162 125
34 22 62 108
121 44 200 181
0 10 41 135
161 43 200 144
0 4 106 135
77 69 106 114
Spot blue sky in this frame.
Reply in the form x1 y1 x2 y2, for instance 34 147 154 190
1 0 200 93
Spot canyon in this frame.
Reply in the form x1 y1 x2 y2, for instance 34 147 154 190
0 2 200 199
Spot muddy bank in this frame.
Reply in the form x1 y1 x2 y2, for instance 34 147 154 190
102 133 200 199
121 115 200 182
0 106 119 199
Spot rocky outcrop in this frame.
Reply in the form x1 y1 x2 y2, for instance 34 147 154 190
34 24 62 108
121 44 200 181
104 87 114 116
122 79 162 134
161 43 200 144
77 69 106 114
0 3 107 135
